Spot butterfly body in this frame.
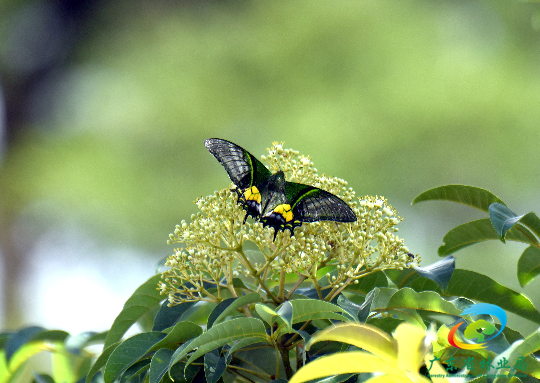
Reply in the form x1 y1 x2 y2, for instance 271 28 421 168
205 138 356 239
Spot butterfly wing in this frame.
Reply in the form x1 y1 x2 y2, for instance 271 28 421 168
204 138 271 189
286 182 357 223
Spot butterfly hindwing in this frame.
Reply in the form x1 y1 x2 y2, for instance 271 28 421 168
285 182 357 223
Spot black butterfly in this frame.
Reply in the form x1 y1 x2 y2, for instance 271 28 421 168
204 138 357 239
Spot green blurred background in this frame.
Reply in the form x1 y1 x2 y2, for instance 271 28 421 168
1 0 540 334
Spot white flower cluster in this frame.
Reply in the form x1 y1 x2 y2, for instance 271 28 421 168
159 142 418 305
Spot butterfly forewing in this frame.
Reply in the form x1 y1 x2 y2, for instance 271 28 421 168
204 138 271 189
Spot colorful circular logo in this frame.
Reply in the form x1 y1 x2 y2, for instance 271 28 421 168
447 303 507 350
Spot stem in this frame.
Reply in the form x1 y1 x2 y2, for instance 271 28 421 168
278 269 286 301
227 364 270 380
283 320 311 349
312 277 323 300
236 247 280 305
285 275 308 299
227 261 238 298
279 346 294 380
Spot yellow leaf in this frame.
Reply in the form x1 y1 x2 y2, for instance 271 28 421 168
289 351 406 383
306 323 398 362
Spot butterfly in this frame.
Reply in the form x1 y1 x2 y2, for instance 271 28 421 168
204 138 357 239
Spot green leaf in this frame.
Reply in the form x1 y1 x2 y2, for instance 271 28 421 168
289 299 355 323
152 321 202 350
5 326 45 363
489 203 526 243
385 256 454 293
413 255 455 291
225 338 267 361
170 317 268 371
103 332 165 383
104 274 164 349
369 287 460 328
207 292 261 328
384 268 441 293
32 374 55 383
519 212 540 240
65 331 107 356
386 288 460 314
277 301 293 329
438 219 538 256
342 271 388 294
149 348 174 383
412 184 504 212
492 329 540 379
179 301 218 325
51 343 89 383
446 269 540 324
518 245 540 287
168 357 202 383
204 349 230 383
305 374 355 383
255 304 283 327
336 295 361 321
3 328 69 379
86 342 120 383
152 301 195 331
120 359 151 383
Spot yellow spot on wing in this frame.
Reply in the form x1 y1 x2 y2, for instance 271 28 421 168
244 186 261 203
274 204 293 222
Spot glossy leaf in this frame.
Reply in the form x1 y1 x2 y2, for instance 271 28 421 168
306 323 397 361
204 349 230 383
255 304 283 327
152 301 195 331
289 299 355 323
225 338 268 361
65 332 106 356
413 255 455 291
520 212 540 239
86 342 120 383
384 269 441 293
305 375 355 383
342 271 388 294
104 274 164 349
276 301 293 330
289 351 407 383
149 348 174 383
446 269 540 324
518 245 540 287
152 321 202 349
489 203 526 243
438 219 538 256
168 357 202 383
207 292 261 328
32 374 55 383
3 328 69 381
492 329 540 379
120 359 151 383
412 185 504 212
51 343 89 383
370 287 460 317
170 317 268 370
336 295 362 321
103 332 166 383
5 326 46 363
